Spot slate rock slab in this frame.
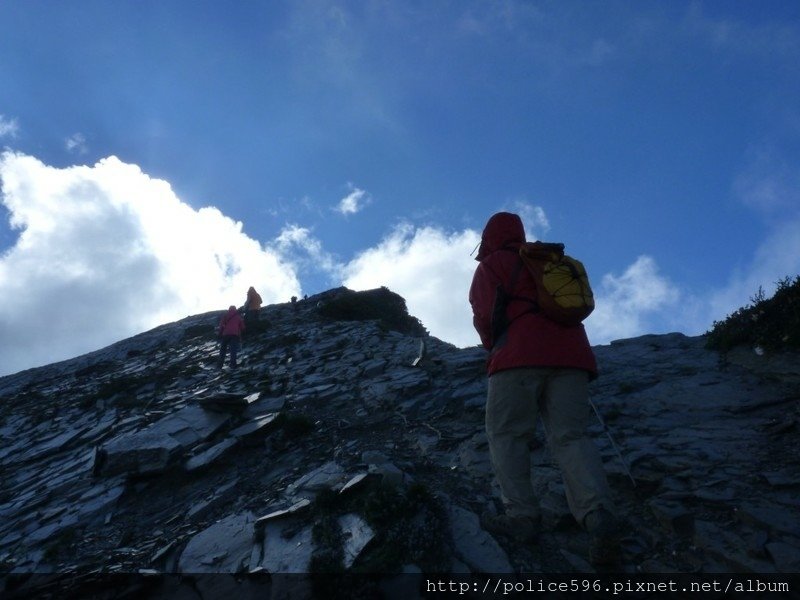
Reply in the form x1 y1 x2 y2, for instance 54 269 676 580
766 541 800 573
197 391 261 412
185 438 239 473
737 502 800 537
285 461 348 498
339 513 375 569
648 498 695 536
100 405 230 475
448 504 513 573
178 511 255 573
230 413 278 444
254 498 312 535
693 520 777 573
100 431 184 476
260 520 314 573
243 396 287 419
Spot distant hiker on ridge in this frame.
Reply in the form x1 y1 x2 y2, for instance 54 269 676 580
469 211 622 565
243 286 262 326
218 305 245 369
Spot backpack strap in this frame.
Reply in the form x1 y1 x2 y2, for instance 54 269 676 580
490 255 539 348
505 258 540 316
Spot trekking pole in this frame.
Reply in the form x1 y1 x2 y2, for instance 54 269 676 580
589 398 637 488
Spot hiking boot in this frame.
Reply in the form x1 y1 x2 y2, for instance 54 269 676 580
584 508 622 565
480 512 541 543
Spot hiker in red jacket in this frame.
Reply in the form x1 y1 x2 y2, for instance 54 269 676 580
218 305 245 369
469 211 620 564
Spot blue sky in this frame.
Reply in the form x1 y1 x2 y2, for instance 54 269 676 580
1 1 799 376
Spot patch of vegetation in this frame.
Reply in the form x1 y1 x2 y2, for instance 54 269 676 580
616 382 637 395
75 360 118 379
74 373 148 408
274 412 315 439
270 332 303 349
14 389 45 407
182 323 214 339
99 374 148 397
313 488 341 514
318 287 427 336
676 365 699 376
42 529 78 564
706 275 800 353
351 480 449 573
245 318 272 335
310 514 345 573
301 478 449 598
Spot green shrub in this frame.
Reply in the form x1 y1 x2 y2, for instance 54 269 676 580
270 332 303 348
182 323 215 341
706 275 800 353
318 287 427 336
310 514 345 573
352 480 449 573
75 360 118 379
274 412 315 438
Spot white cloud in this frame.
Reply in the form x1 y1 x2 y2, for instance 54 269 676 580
0 152 301 376
341 223 481 347
683 3 800 60
335 186 369 215
505 200 550 239
734 145 800 216
585 255 681 344
584 38 615 66
272 224 340 275
65 133 88 155
0 115 19 139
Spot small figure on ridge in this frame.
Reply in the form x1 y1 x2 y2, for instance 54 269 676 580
218 305 245 369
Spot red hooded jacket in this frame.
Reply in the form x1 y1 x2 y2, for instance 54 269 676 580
219 306 245 337
469 212 598 378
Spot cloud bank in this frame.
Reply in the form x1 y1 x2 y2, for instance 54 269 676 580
0 152 300 376
1 151 793 377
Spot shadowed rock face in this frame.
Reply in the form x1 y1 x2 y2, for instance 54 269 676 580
1 288 799 591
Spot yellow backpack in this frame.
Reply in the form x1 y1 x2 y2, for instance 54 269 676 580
518 241 595 326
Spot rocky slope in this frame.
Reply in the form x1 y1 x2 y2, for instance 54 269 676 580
0 287 798 596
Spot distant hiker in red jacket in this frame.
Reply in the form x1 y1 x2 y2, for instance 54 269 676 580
218 305 245 368
469 211 621 564
243 286 262 326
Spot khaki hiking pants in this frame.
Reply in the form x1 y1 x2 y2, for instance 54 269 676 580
485 367 614 525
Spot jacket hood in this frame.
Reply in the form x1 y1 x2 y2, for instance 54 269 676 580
227 306 238 314
475 212 526 261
